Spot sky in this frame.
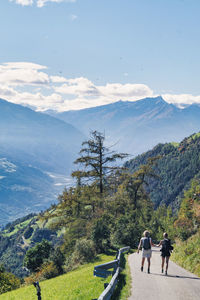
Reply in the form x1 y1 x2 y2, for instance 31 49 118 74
0 0 200 111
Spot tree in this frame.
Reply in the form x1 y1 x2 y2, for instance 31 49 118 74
24 240 52 273
72 131 128 194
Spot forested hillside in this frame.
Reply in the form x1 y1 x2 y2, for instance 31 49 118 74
125 132 200 209
171 178 200 276
1 131 200 295
0 214 62 278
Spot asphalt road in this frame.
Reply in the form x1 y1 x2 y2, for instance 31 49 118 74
128 247 200 300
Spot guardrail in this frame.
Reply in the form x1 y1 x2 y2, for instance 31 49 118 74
93 246 130 300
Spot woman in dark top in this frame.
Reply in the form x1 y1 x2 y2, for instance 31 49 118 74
158 232 173 275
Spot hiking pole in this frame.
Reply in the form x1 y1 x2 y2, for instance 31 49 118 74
33 281 42 300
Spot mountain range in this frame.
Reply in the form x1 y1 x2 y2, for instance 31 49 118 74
1 96 200 225
47 96 200 155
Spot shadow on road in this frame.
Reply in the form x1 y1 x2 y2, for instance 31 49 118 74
150 273 200 280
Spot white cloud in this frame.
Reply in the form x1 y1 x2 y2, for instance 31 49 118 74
55 77 100 97
2 62 47 70
163 94 200 106
10 0 33 6
0 62 49 86
1 61 200 112
10 0 76 7
50 76 67 83
37 0 76 8
99 83 153 99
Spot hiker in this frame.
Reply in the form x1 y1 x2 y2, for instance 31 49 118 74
157 232 173 275
137 230 156 274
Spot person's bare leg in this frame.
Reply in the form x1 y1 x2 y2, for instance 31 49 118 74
147 257 150 273
161 256 165 273
165 256 169 275
141 257 145 271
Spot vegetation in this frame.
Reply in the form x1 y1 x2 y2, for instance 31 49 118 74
0 254 113 300
0 214 62 278
111 253 132 300
171 231 200 277
0 265 20 295
72 130 128 194
171 178 200 276
125 133 200 209
1 131 200 296
24 240 52 273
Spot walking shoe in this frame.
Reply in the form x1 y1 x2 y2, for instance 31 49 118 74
148 268 150 274
141 266 143 272
161 269 164 273
165 270 167 275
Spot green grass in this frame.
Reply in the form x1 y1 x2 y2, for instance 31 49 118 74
0 254 114 300
191 132 200 140
111 253 132 300
170 142 179 147
171 231 200 277
2 218 34 237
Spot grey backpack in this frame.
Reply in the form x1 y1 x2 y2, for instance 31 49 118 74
142 237 151 250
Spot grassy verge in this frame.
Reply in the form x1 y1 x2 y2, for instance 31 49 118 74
0 254 114 300
111 253 132 300
171 231 200 277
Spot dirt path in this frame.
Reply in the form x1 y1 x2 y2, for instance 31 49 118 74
128 247 200 300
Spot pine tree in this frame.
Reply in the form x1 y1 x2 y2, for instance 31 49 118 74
71 131 128 194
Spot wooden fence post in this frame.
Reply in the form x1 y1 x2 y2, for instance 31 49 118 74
33 281 41 300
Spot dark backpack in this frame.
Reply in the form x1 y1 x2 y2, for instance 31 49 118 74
142 237 151 250
161 239 173 252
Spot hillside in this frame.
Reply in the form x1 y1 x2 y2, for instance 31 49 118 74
0 158 56 225
46 96 200 155
125 132 200 209
0 98 84 174
0 98 84 224
0 254 113 300
0 214 61 277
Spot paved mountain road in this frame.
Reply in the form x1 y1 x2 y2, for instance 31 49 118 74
128 247 200 300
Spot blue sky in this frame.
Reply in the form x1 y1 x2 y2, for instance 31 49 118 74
0 0 200 111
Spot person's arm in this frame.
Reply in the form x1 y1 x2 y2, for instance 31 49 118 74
151 238 161 247
137 239 142 253
156 240 162 247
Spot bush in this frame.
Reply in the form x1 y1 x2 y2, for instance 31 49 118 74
24 240 52 272
91 217 111 252
0 271 20 294
72 239 96 264
24 262 60 284
65 239 96 271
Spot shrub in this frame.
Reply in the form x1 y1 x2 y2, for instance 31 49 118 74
91 217 111 252
24 240 52 272
0 271 20 294
72 239 96 264
38 262 60 280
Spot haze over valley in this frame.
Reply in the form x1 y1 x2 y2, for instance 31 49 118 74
1 95 200 224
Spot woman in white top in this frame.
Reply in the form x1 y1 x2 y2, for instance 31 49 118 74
137 230 156 273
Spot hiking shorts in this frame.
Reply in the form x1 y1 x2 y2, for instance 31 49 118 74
161 251 171 258
142 249 152 258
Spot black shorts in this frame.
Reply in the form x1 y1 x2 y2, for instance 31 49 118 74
161 251 171 258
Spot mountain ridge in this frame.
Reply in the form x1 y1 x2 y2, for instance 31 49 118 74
45 96 200 155
0 98 84 225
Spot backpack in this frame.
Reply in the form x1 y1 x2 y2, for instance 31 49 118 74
142 237 151 250
161 239 173 252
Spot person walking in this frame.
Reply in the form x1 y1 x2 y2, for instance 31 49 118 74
137 230 156 274
157 232 173 275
